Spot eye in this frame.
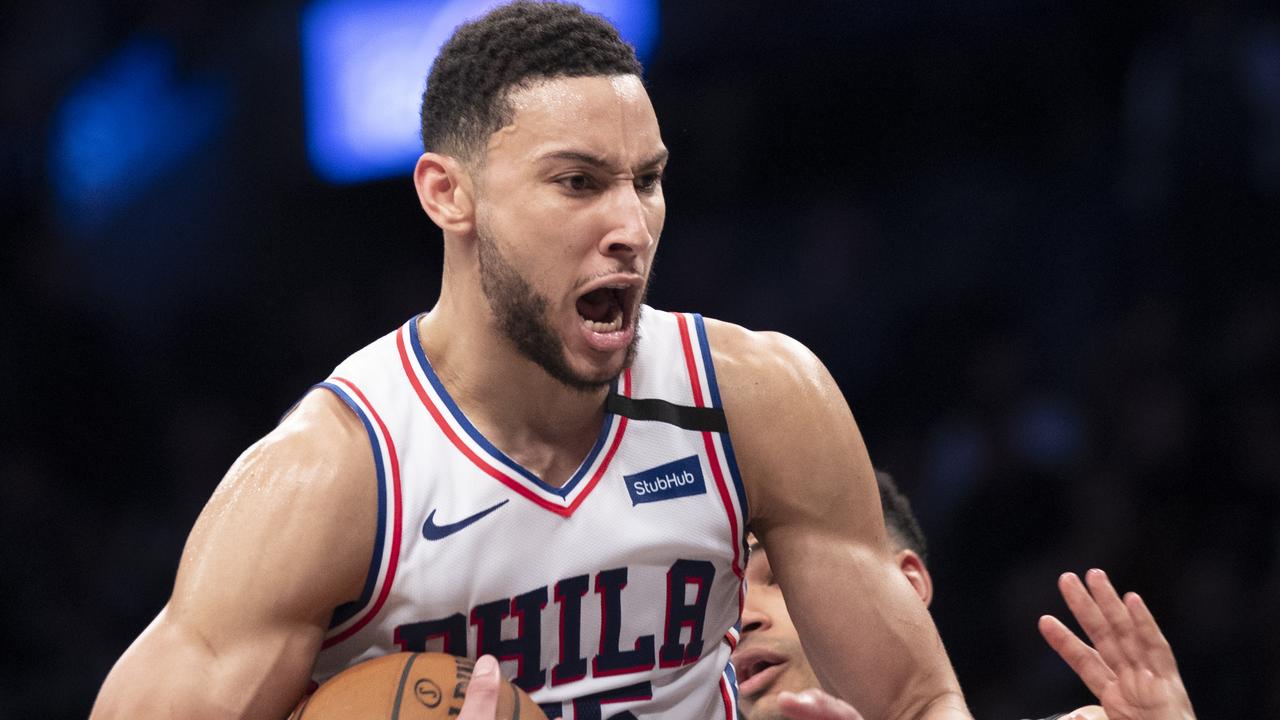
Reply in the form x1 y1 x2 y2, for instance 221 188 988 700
556 173 596 193
635 171 663 193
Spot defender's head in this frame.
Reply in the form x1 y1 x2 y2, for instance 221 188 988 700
415 2 665 392
735 471 934 720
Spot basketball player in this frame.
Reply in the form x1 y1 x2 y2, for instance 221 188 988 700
91 3 969 718
733 473 1195 720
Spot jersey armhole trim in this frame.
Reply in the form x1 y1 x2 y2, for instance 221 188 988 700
311 378 404 647
692 314 749 524
674 313 749 580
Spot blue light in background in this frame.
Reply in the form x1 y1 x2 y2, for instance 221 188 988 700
301 0 660 184
49 37 227 230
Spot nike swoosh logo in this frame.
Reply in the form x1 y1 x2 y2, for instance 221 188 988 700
421 499 509 540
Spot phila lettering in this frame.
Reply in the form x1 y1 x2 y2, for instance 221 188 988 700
393 560 716 696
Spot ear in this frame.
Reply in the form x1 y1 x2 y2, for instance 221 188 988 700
413 152 474 235
896 549 934 608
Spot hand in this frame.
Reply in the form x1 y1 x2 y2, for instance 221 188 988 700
1039 570 1196 720
776 688 865 720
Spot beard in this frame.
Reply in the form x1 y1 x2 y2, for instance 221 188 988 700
476 226 642 392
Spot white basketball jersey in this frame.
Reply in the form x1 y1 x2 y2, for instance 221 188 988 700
309 307 750 720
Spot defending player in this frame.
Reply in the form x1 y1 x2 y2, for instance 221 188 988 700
733 472 1196 720
91 3 968 718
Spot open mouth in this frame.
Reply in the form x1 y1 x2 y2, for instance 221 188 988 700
733 648 788 697
738 656 783 686
575 282 634 334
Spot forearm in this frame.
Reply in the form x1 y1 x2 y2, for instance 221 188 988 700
772 536 968 719
93 612 316 720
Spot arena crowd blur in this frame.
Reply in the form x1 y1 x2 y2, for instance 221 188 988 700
2 1 1277 717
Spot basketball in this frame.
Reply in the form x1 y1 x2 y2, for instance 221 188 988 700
291 653 548 720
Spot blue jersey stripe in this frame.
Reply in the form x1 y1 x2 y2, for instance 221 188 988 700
693 314 750 528
315 381 387 629
723 658 740 713
406 316 617 499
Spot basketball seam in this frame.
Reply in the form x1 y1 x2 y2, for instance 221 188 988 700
390 652 421 720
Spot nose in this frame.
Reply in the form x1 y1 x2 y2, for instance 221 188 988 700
739 594 771 636
597 183 656 260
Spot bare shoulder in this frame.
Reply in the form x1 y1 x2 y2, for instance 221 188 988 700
176 386 378 621
700 317 837 410
93 387 378 719
701 317 871 529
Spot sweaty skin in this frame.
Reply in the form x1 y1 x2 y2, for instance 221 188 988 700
92 75 969 720
91 390 377 719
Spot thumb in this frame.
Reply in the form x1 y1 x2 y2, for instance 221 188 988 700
458 655 501 720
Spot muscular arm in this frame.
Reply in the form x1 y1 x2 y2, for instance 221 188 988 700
92 389 377 720
710 321 968 720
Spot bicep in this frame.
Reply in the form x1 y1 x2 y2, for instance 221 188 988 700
94 389 378 719
722 328 885 549
716 326 962 718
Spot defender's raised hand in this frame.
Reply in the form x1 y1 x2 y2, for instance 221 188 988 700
1039 570 1195 720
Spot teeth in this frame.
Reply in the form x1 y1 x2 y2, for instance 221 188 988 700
582 314 624 333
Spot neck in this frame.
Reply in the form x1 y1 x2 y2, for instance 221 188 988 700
418 285 614 486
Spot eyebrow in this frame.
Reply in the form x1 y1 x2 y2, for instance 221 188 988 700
537 148 669 172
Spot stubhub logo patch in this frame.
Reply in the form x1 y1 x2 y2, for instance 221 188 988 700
625 455 707 506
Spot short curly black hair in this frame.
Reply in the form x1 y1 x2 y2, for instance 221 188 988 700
876 470 928 561
420 1 643 161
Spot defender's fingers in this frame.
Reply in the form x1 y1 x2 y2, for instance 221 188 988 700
1059 572 1129 671
1038 614 1116 699
777 689 865 720
1125 592 1179 676
1084 569 1144 669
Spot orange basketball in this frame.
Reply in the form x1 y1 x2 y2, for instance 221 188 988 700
291 652 548 720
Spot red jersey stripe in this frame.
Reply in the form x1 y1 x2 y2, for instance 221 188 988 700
674 313 745 579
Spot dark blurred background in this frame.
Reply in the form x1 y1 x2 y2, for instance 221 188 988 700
3 0 1279 717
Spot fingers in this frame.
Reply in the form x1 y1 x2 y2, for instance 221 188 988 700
1125 591 1179 677
458 655 501 720
776 688 865 720
1057 571 1130 673
1038 613 1116 699
1084 569 1145 671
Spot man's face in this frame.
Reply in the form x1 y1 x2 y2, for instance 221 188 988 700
734 545 823 720
472 74 666 391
